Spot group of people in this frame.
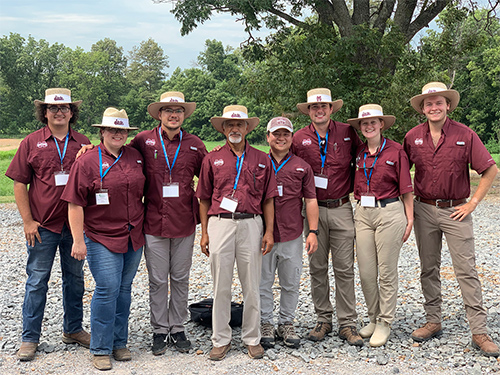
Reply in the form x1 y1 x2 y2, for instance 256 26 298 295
6 82 498 370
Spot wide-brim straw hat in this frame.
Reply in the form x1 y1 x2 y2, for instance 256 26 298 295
410 82 460 114
34 88 82 108
91 107 138 130
210 105 260 134
296 88 343 115
147 91 196 121
347 104 396 131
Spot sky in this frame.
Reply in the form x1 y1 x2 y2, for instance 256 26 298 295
0 0 269 75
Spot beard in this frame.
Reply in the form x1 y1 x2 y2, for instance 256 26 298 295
228 133 243 144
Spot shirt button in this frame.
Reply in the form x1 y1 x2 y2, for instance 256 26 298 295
433 166 436 169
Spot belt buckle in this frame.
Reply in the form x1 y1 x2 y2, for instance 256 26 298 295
435 199 449 208
232 212 238 220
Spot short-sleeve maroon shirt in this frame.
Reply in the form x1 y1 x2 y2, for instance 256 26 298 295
196 142 278 215
5 126 90 234
270 151 316 243
61 144 146 253
129 126 207 238
353 138 413 201
404 118 496 200
292 120 362 200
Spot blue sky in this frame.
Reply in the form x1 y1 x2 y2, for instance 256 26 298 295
0 0 269 75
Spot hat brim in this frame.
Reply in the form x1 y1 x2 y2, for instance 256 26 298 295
297 99 343 115
34 99 83 108
91 124 139 130
347 115 396 131
210 117 260 134
147 102 196 121
410 90 460 114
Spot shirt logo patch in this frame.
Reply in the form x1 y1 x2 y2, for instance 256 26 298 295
102 162 110 169
415 138 424 146
296 168 304 172
145 138 156 146
302 138 312 146
344 137 351 141
456 141 465 146
137 160 142 164
81 143 87 147
258 164 266 168
37 141 48 148
214 159 224 167
386 160 395 165
190 146 198 151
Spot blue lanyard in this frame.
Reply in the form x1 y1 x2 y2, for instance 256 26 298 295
268 154 292 176
53 132 69 170
98 146 123 187
315 131 328 170
159 127 182 181
363 138 387 190
232 152 245 193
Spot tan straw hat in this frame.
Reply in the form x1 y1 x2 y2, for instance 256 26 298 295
92 107 138 130
410 82 460 114
347 104 396 131
147 91 196 121
210 105 260 134
296 88 343 115
34 88 82 108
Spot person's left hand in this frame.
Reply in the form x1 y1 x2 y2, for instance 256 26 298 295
450 201 477 221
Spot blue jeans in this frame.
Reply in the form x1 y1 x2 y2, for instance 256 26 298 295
22 225 85 342
85 236 142 354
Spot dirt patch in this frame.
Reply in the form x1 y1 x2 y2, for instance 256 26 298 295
0 139 22 151
471 170 500 203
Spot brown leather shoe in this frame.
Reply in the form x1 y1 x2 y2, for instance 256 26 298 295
112 347 132 361
209 344 231 361
472 334 500 357
62 329 91 348
411 322 442 342
93 355 112 371
246 344 264 359
17 342 38 361
339 326 364 347
307 322 332 342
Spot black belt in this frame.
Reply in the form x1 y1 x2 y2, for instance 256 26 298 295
416 197 467 208
357 197 400 207
217 212 258 220
318 196 350 208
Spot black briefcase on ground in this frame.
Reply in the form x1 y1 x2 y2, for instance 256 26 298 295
189 298 243 327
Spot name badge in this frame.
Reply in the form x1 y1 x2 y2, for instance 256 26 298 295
220 196 238 213
277 183 283 197
96 189 110 205
360 194 376 207
163 183 179 198
54 171 69 186
314 175 328 189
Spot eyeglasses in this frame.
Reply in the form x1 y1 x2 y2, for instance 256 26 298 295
104 128 129 134
161 108 185 114
47 106 71 113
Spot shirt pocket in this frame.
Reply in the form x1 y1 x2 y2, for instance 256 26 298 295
245 165 267 196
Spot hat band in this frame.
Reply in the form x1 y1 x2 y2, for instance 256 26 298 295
222 110 249 119
160 96 185 103
307 94 332 103
45 93 72 103
422 86 447 95
359 109 384 118
102 116 130 127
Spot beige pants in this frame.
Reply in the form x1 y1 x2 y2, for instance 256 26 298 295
414 200 487 334
305 202 357 326
208 215 263 346
355 200 406 325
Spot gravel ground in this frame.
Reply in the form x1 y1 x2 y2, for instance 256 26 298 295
0 197 499 375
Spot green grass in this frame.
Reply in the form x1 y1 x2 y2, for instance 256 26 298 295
492 154 499 165
0 150 16 202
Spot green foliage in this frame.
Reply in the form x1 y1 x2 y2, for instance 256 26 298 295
0 150 16 199
127 38 169 92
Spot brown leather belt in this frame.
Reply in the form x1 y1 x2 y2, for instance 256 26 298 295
217 212 258 220
318 196 350 208
416 196 467 208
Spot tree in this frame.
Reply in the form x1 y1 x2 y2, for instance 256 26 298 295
127 38 169 92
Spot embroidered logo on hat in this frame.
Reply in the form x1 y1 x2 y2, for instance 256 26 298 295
415 138 423 145
145 139 155 146
302 138 312 146
316 96 322 102
214 159 224 167
231 113 241 118
54 95 64 101
169 98 178 102
37 141 48 148
114 119 124 125
361 111 371 117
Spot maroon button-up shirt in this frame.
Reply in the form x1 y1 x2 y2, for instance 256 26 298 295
61 144 146 253
353 138 413 201
196 142 278 215
129 126 207 238
292 120 362 201
270 151 316 243
5 126 90 234
404 118 496 200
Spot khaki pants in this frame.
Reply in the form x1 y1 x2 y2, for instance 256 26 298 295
208 215 263 347
414 200 487 334
355 201 406 325
305 202 357 326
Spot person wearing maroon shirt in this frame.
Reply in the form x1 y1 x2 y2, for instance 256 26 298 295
62 108 145 370
196 105 277 361
6 88 91 362
259 117 319 349
404 82 499 357
347 104 413 347
292 88 363 346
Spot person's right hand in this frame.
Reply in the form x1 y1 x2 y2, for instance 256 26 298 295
24 220 41 247
200 233 210 257
76 144 95 159
71 242 87 261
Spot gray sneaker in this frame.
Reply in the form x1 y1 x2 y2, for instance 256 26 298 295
260 322 275 348
277 322 301 348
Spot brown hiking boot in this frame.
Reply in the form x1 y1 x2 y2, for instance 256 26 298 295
246 344 264 359
17 342 38 361
62 329 91 348
472 334 499 357
411 322 442 342
112 347 132 361
92 355 112 371
209 344 231 361
339 326 364 347
307 322 332 342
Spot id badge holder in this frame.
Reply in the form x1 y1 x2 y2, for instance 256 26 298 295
360 193 376 207
277 183 283 197
54 171 70 186
96 189 110 205
163 182 180 198
314 174 328 189
220 195 238 213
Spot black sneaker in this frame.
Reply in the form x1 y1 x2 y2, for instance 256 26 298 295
152 333 167 356
169 331 191 353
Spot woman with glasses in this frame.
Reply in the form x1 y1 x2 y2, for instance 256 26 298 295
347 105 413 347
61 108 145 370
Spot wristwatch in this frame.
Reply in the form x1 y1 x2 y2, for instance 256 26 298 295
309 229 319 236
